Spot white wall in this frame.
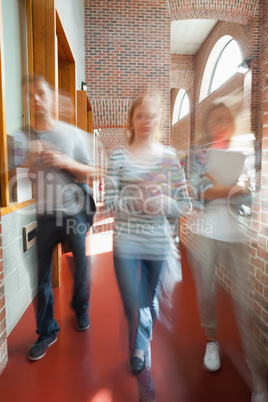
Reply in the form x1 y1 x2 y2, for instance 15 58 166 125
56 0 85 89
2 207 38 335
2 0 25 134
1 0 37 335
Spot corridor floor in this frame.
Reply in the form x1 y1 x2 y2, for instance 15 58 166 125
0 232 253 401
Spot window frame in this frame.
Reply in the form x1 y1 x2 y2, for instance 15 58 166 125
0 0 35 215
172 89 190 125
199 35 243 102
178 90 189 120
207 38 234 95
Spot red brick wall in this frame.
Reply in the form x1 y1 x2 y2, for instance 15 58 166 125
249 9 264 141
84 0 171 147
0 212 7 375
168 0 259 24
250 0 268 367
171 115 190 153
98 128 128 154
171 55 195 90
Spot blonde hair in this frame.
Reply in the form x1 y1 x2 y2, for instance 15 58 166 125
202 102 235 146
127 95 163 145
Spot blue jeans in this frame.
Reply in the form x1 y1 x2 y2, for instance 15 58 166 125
36 212 90 337
113 256 164 353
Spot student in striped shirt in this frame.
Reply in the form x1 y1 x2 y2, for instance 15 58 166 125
104 94 191 402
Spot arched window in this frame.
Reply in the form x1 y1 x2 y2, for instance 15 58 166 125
172 89 190 125
199 36 243 102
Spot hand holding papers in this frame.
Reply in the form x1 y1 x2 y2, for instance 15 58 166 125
205 148 247 186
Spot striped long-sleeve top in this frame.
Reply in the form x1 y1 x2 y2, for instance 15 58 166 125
104 146 192 260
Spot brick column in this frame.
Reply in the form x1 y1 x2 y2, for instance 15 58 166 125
249 0 268 368
84 0 171 146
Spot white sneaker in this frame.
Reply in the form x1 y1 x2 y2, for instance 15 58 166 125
251 391 268 402
203 341 221 371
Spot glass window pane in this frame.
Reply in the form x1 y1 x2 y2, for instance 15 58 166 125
179 92 190 119
2 0 32 204
172 89 189 124
210 40 242 93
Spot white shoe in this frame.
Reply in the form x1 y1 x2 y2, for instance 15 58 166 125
251 391 268 402
204 341 221 371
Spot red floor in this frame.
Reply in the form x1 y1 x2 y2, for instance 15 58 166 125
0 233 253 402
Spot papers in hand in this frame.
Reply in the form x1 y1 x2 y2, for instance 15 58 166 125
205 148 247 186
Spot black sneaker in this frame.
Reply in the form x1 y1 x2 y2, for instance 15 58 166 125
28 334 57 361
130 349 145 375
76 312 89 331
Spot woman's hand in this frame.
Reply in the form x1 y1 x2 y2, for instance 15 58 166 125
200 172 251 201
202 172 218 186
229 176 252 199
144 193 171 215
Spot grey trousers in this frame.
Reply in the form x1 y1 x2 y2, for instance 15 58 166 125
188 235 266 390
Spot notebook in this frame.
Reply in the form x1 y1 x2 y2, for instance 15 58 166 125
205 148 247 186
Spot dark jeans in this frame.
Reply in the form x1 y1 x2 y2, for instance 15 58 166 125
36 212 90 337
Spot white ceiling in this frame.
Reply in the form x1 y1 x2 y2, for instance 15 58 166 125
171 19 218 55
